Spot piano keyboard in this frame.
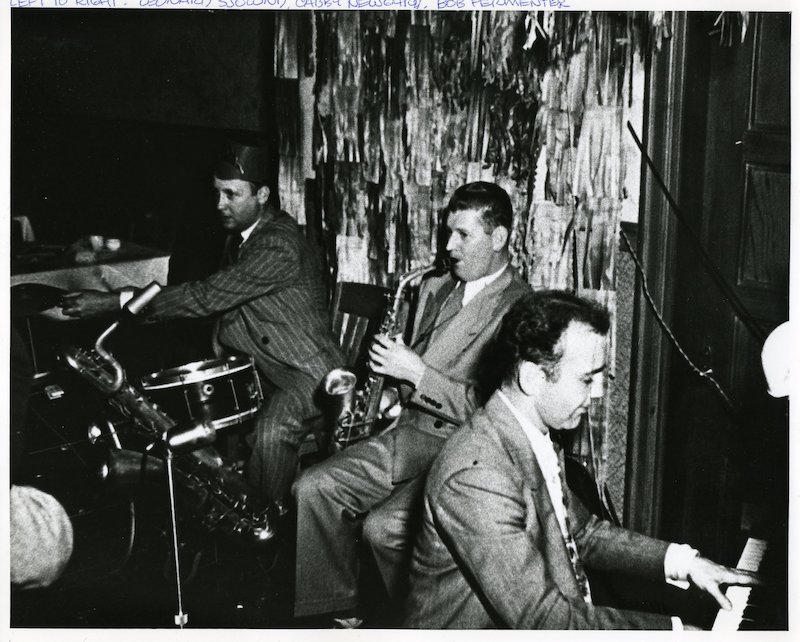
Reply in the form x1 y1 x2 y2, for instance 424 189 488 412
712 537 767 631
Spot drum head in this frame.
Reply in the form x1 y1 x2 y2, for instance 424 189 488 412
139 356 253 390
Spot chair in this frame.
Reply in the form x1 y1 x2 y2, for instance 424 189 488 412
299 282 391 462
331 281 392 372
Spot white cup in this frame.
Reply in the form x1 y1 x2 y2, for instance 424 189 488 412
104 238 121 251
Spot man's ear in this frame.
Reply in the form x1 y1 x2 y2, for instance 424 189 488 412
518 360 545 396
491 225 509 251
256 185 271 205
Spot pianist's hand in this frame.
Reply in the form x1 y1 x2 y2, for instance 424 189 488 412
369 334 426 387
686 555 762 611
60 290 120 318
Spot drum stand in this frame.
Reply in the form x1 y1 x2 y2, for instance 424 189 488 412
164 447 189 628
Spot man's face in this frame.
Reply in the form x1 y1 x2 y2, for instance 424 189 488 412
445 208 504 282
533 322 606 432
213 177 263 232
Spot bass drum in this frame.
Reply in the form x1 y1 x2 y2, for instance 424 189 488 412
15 372 141 594
139 356 263 431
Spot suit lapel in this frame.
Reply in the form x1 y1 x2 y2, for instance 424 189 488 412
488 394 586 600
419 266 515 368
411 277 457 352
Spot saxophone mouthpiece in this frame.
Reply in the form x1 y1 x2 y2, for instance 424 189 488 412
435 256 453 275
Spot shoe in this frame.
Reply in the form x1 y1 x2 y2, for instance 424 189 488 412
332 616 364 629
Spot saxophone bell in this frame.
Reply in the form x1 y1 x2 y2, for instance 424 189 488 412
323 367 358 397
321 368 358 448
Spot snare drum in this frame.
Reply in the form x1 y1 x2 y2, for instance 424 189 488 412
139 356 263 430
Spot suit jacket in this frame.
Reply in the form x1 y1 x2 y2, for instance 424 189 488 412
391 265 530 482
145 207 343 399
404 392 674 629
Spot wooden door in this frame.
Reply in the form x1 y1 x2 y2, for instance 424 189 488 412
655 13 790 563
629 12 790 564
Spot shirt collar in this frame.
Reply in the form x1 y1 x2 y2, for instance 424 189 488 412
462 263 508 306
496 389 560 476
239 218 260 244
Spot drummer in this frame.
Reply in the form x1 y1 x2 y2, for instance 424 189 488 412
60 140 345 507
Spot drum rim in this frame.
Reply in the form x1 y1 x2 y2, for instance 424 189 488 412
139 356 254 388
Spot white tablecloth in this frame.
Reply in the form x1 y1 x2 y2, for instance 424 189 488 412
11 243 170 321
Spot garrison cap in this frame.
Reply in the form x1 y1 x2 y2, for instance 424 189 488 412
214 140 271 184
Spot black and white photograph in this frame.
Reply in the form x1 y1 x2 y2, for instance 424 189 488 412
5 6 793 635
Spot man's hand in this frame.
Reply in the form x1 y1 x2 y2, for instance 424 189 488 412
687 556 763 611
369 334 426 387
60 290 120 319
378 387 402 419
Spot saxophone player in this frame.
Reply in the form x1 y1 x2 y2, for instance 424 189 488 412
293 182 531 627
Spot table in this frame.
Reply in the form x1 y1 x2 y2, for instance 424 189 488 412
12 241 170 321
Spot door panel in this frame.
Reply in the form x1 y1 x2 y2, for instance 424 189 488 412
655 13 789 564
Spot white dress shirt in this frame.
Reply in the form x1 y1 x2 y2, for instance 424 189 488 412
496 388 698 627
461 263 508 307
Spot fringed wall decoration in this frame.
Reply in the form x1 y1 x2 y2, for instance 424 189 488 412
274 10 675 497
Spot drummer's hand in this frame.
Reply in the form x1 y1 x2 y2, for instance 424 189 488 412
60 290 120 318
369 334 426 387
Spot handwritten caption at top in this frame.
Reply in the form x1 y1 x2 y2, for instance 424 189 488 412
11 0 571 9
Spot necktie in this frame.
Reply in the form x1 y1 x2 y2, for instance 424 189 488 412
560 477 593 603
429 284 463 343
223 233 243 267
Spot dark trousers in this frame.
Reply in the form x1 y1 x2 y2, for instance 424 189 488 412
246 382 319 502
293 426 440 618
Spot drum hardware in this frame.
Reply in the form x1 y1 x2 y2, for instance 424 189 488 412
87 418 123 450
58 282 277 628
44 384 65 401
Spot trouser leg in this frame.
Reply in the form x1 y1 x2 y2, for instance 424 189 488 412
293 430 397 618
246 387 313 502
362 475 426 606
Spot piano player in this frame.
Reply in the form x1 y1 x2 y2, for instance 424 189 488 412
403 293 764 630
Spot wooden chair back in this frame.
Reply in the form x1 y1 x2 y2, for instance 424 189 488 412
331 282 391 371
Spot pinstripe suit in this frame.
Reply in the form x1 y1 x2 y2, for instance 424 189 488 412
145 206 344 500
293 264 531 618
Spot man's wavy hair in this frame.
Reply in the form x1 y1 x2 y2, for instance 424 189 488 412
495 291 610 384
446 181 513 233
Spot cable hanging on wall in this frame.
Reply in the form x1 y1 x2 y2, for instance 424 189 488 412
619 227 735 411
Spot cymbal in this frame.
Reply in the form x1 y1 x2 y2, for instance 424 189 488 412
11 283 67 318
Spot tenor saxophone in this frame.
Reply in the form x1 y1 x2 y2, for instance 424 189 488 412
323 257 451 450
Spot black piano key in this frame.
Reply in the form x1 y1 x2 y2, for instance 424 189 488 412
739 604 762 630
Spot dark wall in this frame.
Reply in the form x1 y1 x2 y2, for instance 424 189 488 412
13 9 271 129
12 9 276 284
